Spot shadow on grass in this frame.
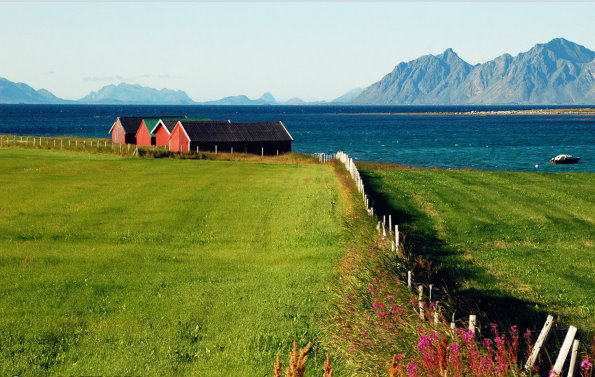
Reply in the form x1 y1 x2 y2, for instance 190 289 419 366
359 167 551 334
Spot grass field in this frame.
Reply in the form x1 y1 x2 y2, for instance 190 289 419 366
359 164 595 340
0 148 345 376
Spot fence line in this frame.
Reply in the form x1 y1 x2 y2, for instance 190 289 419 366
335 150 583 377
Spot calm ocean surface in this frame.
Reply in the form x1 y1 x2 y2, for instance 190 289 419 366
0 104 593 172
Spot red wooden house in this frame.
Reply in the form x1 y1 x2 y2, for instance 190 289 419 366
109 117 144 144
169 120 293 155
109 116 185 145
135 119 159 146
152 119 186 147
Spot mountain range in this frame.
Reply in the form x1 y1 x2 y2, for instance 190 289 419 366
353 38 595 105
1 38 593 105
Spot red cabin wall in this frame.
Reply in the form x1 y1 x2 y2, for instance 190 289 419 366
111 121 126 144
155 126 170 147
169 124 189 152
136 121 153 146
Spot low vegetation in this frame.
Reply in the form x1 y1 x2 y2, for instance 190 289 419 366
0 147 343 376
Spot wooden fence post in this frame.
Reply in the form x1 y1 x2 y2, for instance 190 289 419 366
418 285 424 319
395 225 399 251
407 271 412 287
567 339 580 377
468 315 477 333
429 284 433 302
552 326 577 375
261 147 264 156
389 215 392 235
215 145 218 154
525 315 555 371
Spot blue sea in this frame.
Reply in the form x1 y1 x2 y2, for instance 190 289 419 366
0 104 593 172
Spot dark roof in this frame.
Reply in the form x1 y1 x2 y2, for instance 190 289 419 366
118 116 186 134
180 121 293 143
152 118 223 134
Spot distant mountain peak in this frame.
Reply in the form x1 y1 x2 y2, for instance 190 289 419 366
442 48 456 56
0 76 67 104
79 82 195 105
259 92 276 104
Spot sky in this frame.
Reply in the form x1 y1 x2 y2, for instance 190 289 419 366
1 2 594 102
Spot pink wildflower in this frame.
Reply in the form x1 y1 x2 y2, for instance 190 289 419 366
510 325 518 333
463 331 475 342
395 354 404 360
372 302 379 308
418 335 432 351
582 359 593 371
386 295 393 301
524 329 532 340
490 323 498 334
406 362 418 377
368 285 374 292
361 330 368 336
378 310 387 318
482 338 492 348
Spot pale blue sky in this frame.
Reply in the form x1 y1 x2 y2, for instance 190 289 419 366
1 2 594 101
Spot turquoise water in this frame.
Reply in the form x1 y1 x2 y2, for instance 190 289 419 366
0 104 593 172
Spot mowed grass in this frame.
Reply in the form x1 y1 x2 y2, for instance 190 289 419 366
0 148 344 376
359 165 595 337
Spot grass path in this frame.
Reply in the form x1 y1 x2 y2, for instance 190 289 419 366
0 148 345 376
359 165 595 339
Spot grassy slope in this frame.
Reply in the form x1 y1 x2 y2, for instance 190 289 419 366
359 165 595 338
0 148 344 376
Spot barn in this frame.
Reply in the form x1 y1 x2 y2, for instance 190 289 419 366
169 120 293 155
109 116 185 145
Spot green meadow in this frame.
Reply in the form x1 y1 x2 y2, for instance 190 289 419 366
359 165 595 338
0 148 345 376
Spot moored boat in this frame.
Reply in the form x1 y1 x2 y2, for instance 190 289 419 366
550 154 580 164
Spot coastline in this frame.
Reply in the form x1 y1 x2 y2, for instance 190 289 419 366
339 108 595 116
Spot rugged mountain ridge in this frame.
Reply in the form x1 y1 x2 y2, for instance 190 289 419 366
353 38 595 105
0 77 68 104
78 83 196 105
